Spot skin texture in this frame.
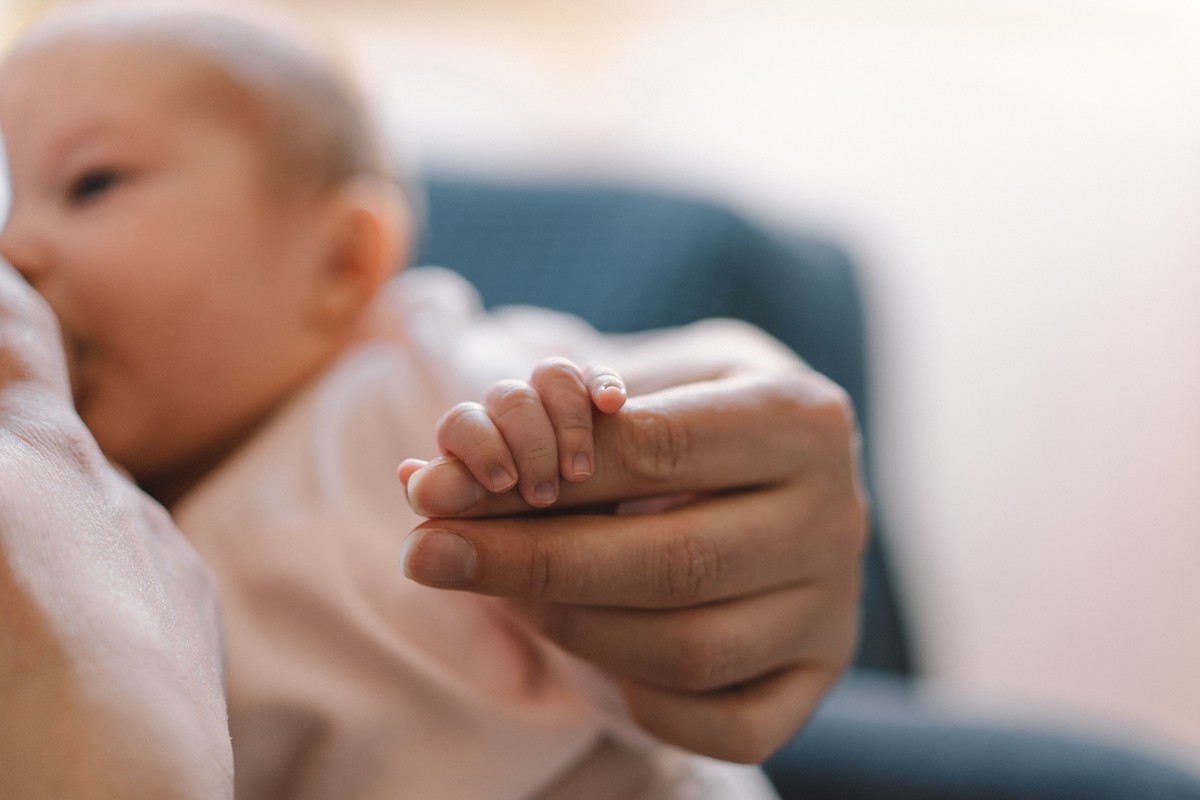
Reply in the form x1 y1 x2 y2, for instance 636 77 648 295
0 260 234 799
0 2 869 781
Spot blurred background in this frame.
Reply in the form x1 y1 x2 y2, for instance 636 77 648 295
4 0 1200 768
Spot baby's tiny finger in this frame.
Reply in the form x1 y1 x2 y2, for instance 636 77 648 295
530 358 595 483
403 456 484 518
397 458 427 487
583 364 626 415
436 402 518 493
484 379 560 506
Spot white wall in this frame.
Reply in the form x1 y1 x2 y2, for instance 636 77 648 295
336 0 1200 762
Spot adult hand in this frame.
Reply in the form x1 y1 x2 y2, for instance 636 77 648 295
401 367 868 764
0 261 233 799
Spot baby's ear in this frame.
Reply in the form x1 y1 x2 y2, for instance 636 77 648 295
307 176 411 334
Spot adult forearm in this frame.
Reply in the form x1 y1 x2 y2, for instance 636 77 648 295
0 428 233 799
0 258 233 797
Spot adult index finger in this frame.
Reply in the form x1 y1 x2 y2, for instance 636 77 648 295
400 478 864 608
403 370 856 519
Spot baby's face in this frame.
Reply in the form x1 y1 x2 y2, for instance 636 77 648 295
0 39 334 500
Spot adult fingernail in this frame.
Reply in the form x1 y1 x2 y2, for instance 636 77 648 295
401 529 477 587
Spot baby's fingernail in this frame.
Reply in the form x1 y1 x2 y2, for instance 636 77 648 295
595 379 627 413
532 481 557 505
490 466 515 492
571 452 592 478
401 529 477 587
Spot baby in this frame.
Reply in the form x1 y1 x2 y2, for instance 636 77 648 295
0 3 784 799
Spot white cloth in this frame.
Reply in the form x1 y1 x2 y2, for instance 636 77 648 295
173 268 779 800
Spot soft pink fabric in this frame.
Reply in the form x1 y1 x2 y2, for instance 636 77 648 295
174 269 778 800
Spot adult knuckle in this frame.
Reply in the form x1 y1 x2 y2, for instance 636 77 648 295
817 385 858 443
5 408 106 483
623 406 691 486
766 370 848 436
56 423 102 472
666 622 739 692
778 375 871 559
805 382 858 451
0 339 34 385
655 528 722 607
45 420 101 475
524 535 556 600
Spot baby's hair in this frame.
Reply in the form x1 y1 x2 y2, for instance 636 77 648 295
8 0 388 201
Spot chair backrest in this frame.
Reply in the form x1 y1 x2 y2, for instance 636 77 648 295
414 175 913 675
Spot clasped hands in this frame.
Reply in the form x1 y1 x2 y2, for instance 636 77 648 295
400 357 869 763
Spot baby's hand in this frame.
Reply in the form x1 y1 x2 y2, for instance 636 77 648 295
405 358 626 509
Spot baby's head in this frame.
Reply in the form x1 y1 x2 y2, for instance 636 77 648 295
0 1 407 505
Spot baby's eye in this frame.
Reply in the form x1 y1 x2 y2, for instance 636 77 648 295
68 169 122 205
